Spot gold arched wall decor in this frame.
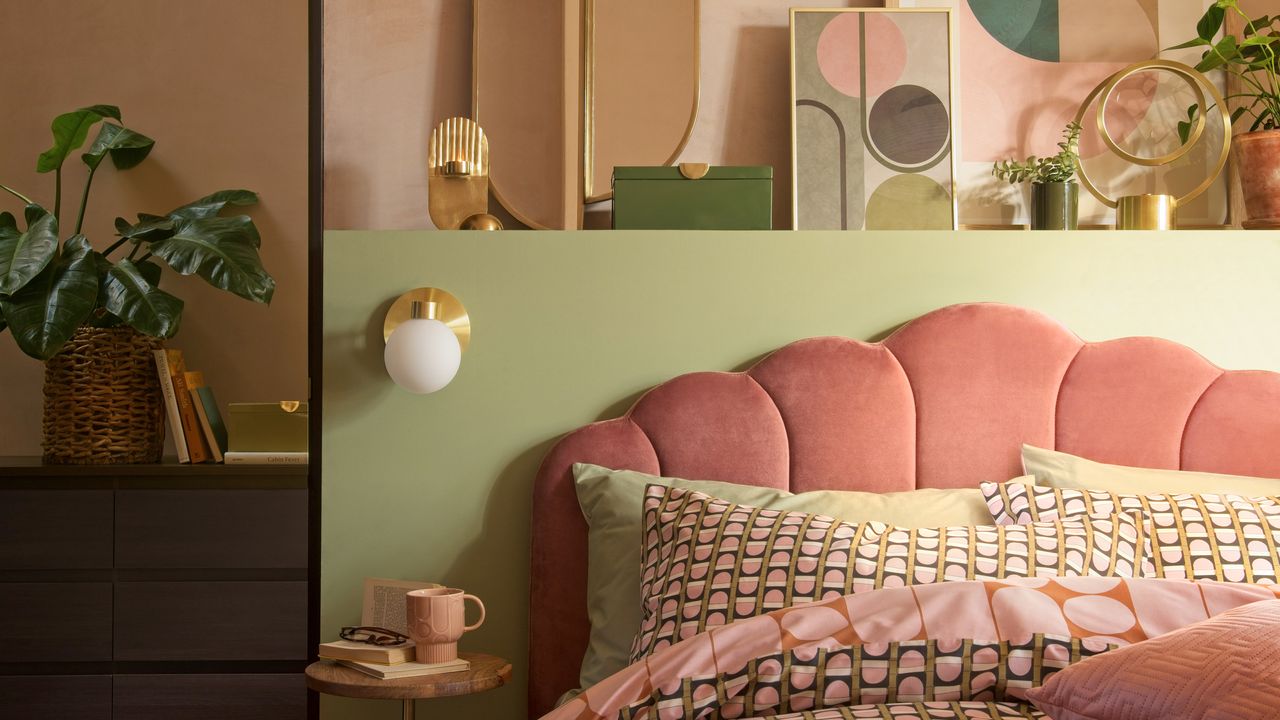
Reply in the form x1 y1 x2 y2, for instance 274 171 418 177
583 0 700 204
473 0 700 228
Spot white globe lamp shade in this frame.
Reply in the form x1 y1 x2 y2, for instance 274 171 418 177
384 318 462 394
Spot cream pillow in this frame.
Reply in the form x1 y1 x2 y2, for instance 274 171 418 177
571 463 1027 693
1022 444 1280 496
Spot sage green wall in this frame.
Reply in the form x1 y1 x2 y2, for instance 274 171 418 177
323 229 1280 719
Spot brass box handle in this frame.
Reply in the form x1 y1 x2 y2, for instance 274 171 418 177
678 162 709 180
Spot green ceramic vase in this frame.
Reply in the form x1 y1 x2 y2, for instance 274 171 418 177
1030 181 1079 230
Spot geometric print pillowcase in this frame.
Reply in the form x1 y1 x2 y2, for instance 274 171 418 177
631 484 1145 661
981 481 1280 584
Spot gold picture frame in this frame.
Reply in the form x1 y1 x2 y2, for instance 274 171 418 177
790 7 959 230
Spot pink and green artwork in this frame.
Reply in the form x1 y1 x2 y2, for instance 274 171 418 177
897 0 1229 227
791 9 957 230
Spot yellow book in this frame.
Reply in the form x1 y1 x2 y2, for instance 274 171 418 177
317 639 416 665
337 657 469 680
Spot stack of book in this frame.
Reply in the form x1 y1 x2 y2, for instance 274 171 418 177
317 639 469 680
153 349 229 464
225 401 309 465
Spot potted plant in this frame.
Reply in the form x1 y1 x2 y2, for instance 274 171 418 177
992 122 1082 230
0 105 274 464
1171 0 1280 227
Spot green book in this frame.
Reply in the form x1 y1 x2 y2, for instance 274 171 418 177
192 385 229 456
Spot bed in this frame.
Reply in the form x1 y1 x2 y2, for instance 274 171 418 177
529 302 1280 717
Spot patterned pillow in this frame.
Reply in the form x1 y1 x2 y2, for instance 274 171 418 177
982 481 1280 583
631 484 1145 661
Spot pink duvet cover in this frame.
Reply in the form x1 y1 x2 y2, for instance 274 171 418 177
542 577 1280 720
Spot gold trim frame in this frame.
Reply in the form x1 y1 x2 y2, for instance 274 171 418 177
471 1 551 230
789 7 959 230
582 0 702 204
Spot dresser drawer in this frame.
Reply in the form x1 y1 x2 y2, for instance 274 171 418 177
114 581 306 661
113 673 307 720
115 489 307 568
0 582 112 662
0 675 111 720
0 490 112 569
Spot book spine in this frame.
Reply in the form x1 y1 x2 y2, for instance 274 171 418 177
224 452 309 465
153 349 190 464
167 351 210 464
189 388 224 463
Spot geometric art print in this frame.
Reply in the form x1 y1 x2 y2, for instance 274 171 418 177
791 9 958 230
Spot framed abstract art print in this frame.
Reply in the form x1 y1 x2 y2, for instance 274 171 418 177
790 8 957 230
893 0 1230 228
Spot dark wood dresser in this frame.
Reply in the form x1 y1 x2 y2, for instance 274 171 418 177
0 458 313 719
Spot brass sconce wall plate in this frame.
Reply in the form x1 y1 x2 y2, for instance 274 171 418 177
428 117 498 230
1073 59 1230 230
383 287 471 351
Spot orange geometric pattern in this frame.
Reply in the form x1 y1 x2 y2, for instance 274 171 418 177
538 577 1280 720
1026 599 1280 720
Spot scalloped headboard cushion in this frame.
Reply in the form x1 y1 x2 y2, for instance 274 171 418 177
527 302 1280 715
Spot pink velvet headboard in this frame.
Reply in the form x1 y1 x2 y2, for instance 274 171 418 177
528 302 1280 715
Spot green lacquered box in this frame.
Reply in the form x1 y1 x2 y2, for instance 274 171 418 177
612 165 772 230
227 402 309 452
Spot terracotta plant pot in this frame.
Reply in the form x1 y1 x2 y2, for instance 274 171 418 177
1030 181 1079 230
1234 129 1280 228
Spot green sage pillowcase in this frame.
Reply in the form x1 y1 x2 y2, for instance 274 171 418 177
1022 444 1280 496
571 463 1028 693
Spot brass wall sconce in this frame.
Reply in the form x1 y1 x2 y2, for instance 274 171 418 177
428 117 503 230
1074 59 1230 230
383 288 471 394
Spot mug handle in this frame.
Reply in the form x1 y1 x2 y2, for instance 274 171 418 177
463 594 486 632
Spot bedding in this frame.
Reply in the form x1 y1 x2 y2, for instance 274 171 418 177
983 480 1280 583
632 484 1144 661
1026 599 1280 720
1022 444 1280 496
541 576 1280 720
573 464 1023 691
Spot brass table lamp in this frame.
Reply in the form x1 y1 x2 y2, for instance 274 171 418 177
428 117 502 230
1073 59 1230 230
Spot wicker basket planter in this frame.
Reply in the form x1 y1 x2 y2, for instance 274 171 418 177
42 326 165 464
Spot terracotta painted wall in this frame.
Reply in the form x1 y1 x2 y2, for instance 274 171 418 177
324 0 871 230
0 0 310 455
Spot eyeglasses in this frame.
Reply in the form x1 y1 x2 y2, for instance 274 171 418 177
339 626 410 646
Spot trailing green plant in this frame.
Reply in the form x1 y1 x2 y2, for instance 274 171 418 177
1169 0 1280 142
0 105 273 361
992 121 1081 185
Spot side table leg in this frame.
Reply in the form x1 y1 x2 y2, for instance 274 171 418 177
403 699 415 720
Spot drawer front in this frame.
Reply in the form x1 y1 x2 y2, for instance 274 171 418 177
0 675 111 720
0 582 112 662
0 489 112 569
116 489 307 568
114 581 306 661
114 673 307 720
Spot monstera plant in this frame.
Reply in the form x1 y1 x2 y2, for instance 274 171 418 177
0 105 274 361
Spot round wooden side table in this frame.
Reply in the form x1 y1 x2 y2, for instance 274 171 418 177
305 652 512 720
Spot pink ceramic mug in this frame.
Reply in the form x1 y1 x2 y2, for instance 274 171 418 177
405 587 485 663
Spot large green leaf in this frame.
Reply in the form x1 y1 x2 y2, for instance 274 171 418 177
99 258 183 338
114 214 175 242
35 105 121 173
1198 3 1226 41
0 235 99 360
167 189 259 220
82 122 155 171
0 211 58 295
148 216 274 303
